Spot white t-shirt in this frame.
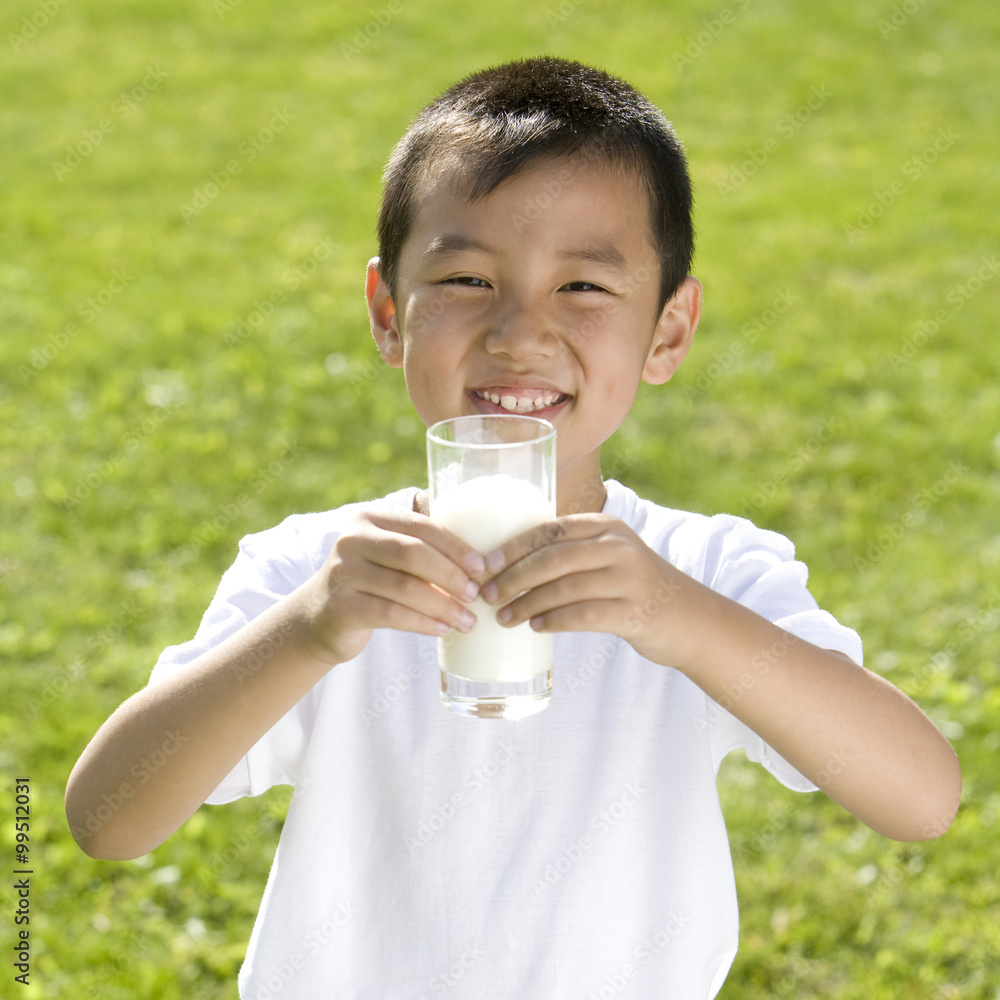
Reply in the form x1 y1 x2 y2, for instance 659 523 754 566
150 480 862 1000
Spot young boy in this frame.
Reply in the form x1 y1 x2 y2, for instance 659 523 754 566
67 58 961 998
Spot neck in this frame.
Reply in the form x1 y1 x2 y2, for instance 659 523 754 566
556 463 608 516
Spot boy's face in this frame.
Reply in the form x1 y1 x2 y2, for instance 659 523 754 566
367 155 701 510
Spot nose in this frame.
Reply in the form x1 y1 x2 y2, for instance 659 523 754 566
483 296 559 361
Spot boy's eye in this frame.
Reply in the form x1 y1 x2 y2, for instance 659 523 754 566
442 275 491 289
563 281 607 293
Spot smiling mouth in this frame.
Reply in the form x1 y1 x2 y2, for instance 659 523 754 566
470 388 570 414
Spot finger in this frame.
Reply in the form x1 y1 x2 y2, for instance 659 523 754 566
482 514 609 576
353 514 483 601
351 562 479 634
495 568 628 630
483 527 628 607
347 590 475 638
526 599 632 635
370 509 487 577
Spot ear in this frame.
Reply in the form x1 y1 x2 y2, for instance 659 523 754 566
366 257 404 368
641 276 703 386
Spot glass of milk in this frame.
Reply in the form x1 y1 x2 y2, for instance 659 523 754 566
427 415 557 719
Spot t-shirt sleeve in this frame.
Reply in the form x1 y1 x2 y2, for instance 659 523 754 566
148 514 333 804
685 514 864 792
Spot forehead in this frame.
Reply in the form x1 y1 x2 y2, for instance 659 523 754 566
404 154 657 261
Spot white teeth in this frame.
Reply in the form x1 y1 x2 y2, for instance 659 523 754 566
483 391 561 412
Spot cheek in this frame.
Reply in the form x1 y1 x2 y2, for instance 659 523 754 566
400 372 447 429
399 342 463 422
587 342 648 420
602 378 642 419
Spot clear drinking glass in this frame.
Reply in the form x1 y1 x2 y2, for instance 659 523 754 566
427 414 557 719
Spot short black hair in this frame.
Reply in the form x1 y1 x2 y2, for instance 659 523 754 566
376 57 694 312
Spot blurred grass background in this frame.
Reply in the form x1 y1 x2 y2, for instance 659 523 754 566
1 0 998 996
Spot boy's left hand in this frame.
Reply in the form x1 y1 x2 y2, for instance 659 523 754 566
480 514 696 668
481 513 963 844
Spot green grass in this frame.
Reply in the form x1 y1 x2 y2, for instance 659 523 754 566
2 0 999 996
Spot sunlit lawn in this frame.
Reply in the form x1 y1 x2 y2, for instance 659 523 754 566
2 0 998 996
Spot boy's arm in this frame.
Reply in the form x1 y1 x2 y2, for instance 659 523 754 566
66 509 485 860
66 594 335 861
482 515 963 842
653 589 960 840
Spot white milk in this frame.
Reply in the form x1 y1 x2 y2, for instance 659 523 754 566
431 473 555 682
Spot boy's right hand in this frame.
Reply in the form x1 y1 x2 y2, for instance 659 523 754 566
298 508 485 666
67 505 485 861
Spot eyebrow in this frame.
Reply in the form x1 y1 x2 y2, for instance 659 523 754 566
423 234 629 271
557 244 629 271
423 234 495 259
